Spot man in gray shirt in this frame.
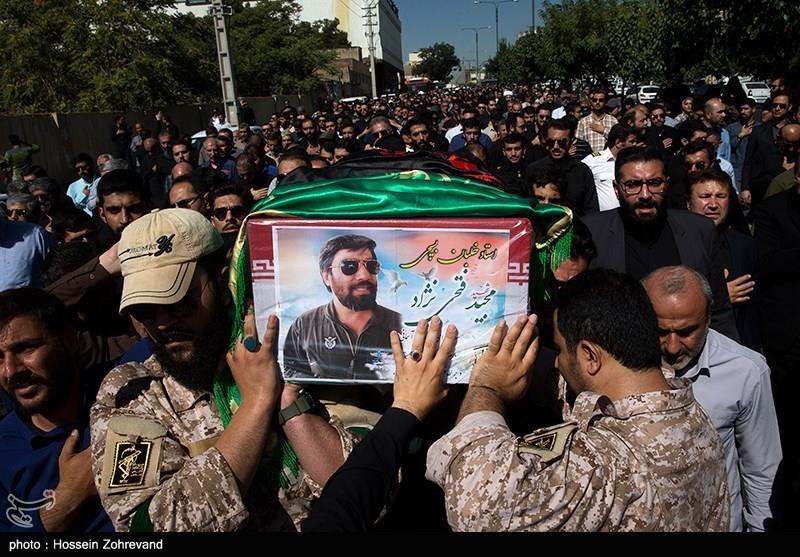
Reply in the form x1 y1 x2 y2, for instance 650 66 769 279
643 265 781 531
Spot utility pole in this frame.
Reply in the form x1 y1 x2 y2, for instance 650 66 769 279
462 27 490 86
209 0 238 126
363 1 379 98
474 0 518 55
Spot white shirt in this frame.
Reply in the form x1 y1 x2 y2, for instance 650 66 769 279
445 124 462 143
581 148 620 211
664 329 781 532
717 157 738 193
551 106 566 119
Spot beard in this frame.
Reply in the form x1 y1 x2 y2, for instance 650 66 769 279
335 281 377 312
619 196 666 232
151 302 230 392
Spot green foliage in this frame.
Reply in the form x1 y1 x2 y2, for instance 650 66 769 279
489 0 798 86
416 42 460 82
0 0 349 114
229 1 345 96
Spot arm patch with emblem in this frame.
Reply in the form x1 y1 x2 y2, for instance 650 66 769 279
518 422 578 464
100 416 167 496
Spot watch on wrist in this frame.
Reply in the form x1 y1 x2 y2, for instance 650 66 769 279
278 389 328 426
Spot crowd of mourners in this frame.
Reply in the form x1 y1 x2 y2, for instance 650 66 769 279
1 76 798 532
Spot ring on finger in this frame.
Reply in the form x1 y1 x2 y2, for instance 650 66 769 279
408 350 422 362
244 336 260 353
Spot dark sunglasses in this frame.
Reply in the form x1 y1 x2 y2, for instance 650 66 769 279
329 259 381 276
774 103 789 109
685 160 708 170
75 164 90 171
104 202 146 215
212 206 246 220
8 208 29 217
590 97 606 102
545 138 570 148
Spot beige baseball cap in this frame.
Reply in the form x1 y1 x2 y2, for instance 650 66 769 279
118 208 224 313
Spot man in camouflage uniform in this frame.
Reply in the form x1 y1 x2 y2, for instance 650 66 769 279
90 209 355 531
426 269 729 531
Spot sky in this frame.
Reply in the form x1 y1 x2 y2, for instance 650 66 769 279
397 0 544 67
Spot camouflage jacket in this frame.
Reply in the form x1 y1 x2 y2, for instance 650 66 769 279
426 378 730 531
90 356 356 532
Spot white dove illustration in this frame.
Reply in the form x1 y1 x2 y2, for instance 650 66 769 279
416 265 437 281
383 269 408 294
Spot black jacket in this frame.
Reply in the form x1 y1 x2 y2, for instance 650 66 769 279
523 157 600 216
753 188 800 351
582 208 739 341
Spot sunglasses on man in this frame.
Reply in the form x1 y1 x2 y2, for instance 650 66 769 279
328 259 381 276
212 205 246 221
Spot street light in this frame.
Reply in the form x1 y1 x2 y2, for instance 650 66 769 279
461 26 491 86
474 0 518 54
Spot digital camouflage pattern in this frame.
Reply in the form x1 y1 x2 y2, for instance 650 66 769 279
426 378 730 531
90 356 356 532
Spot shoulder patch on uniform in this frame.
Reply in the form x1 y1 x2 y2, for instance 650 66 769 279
100 416 167 496
518 422 578 464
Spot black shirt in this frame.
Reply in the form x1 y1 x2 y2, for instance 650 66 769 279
624 218 682 280
302 407 419 532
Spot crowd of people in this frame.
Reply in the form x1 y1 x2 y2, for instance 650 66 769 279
1 76 798 532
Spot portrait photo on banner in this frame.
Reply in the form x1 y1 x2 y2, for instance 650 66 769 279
248 218 532 384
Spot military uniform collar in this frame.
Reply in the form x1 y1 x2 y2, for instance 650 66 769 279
570 377 694 430
146 355 213 413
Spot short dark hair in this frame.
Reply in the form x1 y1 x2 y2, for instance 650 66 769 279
528 165 567 194
569 218 597 262
97 168 147 206
545 118 573 137
502 132 526 147
678 119 708 142
684 138 715 160
687 166 732 195
614 146 664 181
72 153 93 167
50 208 95 242
319 235 377 273
739 98 757 108
0 288 73 336
555 269 661 371
461 118 481 131
607 123 636 148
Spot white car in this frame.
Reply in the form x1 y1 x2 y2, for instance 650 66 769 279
635 85 660 104
741 81 770 104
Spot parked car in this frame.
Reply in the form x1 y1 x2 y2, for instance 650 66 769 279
740 81 770 104
635 85 660 104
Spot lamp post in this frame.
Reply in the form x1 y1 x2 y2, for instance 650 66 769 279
461 26 491 86
474 0 518 54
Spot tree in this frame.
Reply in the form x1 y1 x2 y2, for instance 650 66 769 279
416 42 459 83
0 0 350 113
228 1 349 96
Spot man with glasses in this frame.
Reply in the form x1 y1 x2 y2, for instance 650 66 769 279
684 138 736 187
208 185 248 239
577 89 618 154
524 119 599 216
4 193 40 224
582 146 739 341
742 92 794 207
66 154 95 215
283 234 402 381
645 104 679 155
